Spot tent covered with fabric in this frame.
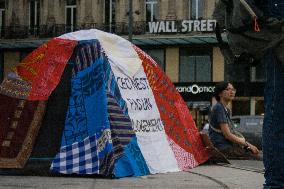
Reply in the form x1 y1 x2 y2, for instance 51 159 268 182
0 29 210 177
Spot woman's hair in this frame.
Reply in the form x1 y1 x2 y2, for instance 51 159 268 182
214 81 230 101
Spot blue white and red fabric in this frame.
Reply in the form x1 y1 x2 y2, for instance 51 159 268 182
2 29 209 177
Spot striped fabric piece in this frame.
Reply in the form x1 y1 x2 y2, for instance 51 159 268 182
99 92 135 176
107 92 135 149
94 92 135 176
70 40 102 77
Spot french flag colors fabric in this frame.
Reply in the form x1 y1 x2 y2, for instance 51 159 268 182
0 29 210 177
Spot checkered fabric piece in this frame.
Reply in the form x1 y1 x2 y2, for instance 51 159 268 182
51 135 99 174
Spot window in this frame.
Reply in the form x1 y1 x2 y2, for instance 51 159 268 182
66 0 76 32
251 63 265 82
179 48 212 82
255 99 264 115
29 0 40 35
190 0 204 19
146 0 157 22
143 49 165 71
0 0 5 37
105 0 116 32
232 99 250 116
233 98 264 116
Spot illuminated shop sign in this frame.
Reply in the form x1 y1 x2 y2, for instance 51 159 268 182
174 82 264 101
148 20 217 33
174 82 216 101
176 84 215 95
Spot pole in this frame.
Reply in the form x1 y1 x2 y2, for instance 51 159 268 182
128 0 133 42
110 0 112 32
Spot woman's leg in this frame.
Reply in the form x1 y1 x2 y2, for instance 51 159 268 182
220 144 261 160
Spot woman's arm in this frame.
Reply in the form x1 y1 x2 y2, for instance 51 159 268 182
220 123 260 154
220 123 246 146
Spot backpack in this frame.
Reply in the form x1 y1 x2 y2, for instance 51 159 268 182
214 0 284 66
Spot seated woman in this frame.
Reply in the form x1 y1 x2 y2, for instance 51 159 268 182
209 81 261 160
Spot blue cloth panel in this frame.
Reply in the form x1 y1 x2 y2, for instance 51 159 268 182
62 57 108 145
114 137 150 178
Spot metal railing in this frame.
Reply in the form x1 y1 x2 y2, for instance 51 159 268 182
0 21 147 39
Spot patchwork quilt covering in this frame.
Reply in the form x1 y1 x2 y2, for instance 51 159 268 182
0 29 210 177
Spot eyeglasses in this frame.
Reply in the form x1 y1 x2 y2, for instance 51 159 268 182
225 88 236 92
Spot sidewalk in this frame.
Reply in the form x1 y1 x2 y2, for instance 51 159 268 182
0 160 264 189
187 160 264 189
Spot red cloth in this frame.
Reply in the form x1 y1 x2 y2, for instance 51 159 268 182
134 46 210 165
15 38 77 100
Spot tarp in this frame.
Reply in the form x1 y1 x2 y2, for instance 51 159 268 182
0 29 210 177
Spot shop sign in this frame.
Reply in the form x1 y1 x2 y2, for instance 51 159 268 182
174 82 264 101
174 82 215 101
148 20 217 34
176 84 215 95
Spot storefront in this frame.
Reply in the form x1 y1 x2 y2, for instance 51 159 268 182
174 82 264 129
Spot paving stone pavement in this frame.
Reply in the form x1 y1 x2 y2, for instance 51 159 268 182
0 160 265 189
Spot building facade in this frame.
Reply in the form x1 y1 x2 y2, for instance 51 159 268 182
0 0 265 128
